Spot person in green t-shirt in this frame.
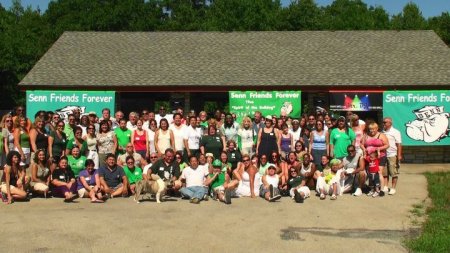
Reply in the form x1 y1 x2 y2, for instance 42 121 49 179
123 156 143 195
66 126 88 156
204 159 238 205
114 119 132 156
67 146 87 177
329 116 356 159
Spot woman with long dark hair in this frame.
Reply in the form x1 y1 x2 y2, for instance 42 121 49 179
1 151 27 204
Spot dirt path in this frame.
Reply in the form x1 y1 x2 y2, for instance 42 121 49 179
1 163 448 253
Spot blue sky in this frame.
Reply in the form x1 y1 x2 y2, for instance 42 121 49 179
1 0 449 18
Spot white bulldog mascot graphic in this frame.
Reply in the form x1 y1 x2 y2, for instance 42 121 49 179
405 105 449 143
280 102 293 115
55 105 86 120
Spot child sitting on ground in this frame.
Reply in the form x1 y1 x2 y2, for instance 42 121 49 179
365 151 381 198
315 158 345 200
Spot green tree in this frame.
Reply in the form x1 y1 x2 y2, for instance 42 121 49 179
161 0 209 31
323 0 374 30
207 0 282 31
44 0 163 40
0 0 52 107
391 2 426 30
281 0 324 30
428 12 450 45
368 6 390 29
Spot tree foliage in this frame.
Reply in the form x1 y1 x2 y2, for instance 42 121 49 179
0 0 448 108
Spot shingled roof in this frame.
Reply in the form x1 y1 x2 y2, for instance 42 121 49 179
19 31 450 90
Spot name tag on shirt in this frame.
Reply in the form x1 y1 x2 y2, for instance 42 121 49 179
159 167 164 171
59 175 65 179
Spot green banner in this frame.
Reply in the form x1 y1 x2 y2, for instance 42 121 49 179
383 90 450 146
229 91 301 120
26 90 115 120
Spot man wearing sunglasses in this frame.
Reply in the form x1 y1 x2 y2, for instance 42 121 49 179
342 145 366 196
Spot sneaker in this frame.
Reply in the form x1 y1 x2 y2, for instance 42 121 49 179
388 188 396 195
352 188 362 196
330 194 337 200
269 185 274 199
203 194 209 201
294 190 304 203
372 191 380 198
224 189 232 205
382 186 389 193
367 191 374 196
190 198 200 204
320 193 326 200
269 194 282 202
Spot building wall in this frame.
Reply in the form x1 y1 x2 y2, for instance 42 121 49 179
403 146 450 163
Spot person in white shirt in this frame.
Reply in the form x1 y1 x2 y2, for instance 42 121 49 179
155 106 173 127
260 165 282 202
382 117 402 195
289 119 302 144
178 156 209 204
169 113 188 155
126 112 138 131
184 116 202 158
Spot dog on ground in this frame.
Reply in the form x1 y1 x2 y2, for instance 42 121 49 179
134 174 167 204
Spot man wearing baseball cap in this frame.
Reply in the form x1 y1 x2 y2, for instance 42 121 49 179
204 159 237 204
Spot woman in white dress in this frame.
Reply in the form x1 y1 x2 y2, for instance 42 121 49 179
232 154 261 198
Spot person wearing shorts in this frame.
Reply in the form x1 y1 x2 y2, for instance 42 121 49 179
382 117 402 195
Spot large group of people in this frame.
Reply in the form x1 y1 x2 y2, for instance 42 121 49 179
0 105 402 205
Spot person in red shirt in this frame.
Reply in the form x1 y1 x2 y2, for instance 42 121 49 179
365 151 381 198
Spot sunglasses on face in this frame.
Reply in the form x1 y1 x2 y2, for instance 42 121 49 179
290 170 297 173
150 156 158 159
242 159 250 162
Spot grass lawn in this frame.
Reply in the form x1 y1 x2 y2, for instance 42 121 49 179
406 171 450 253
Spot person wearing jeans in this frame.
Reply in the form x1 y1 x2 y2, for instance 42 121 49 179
178 156 209 204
